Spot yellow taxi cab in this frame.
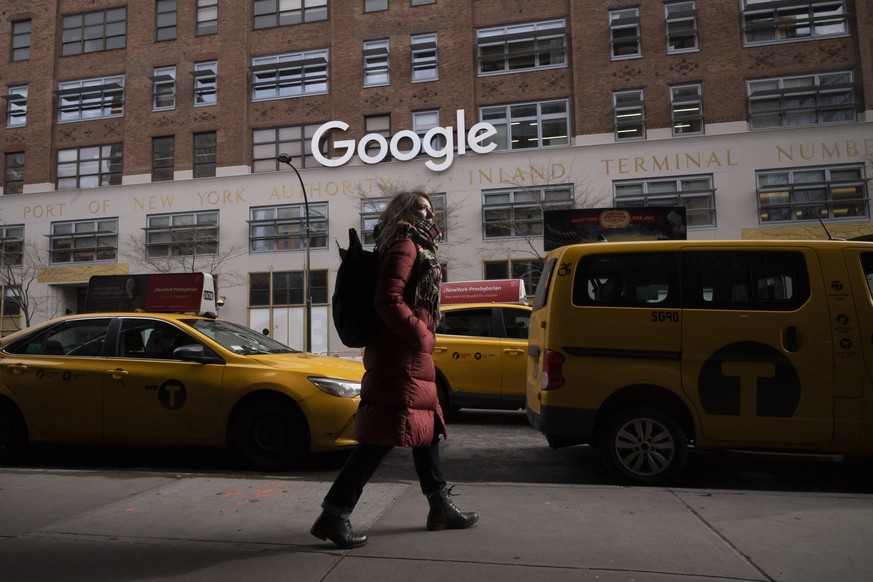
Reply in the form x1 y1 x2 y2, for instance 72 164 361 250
526 239 873 484
433 280 531 412
0 274 362 469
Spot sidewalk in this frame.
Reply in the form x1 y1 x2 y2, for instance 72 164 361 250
1 470 872 581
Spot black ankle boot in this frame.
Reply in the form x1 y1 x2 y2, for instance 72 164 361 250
310 511 368 548
426 487 479 531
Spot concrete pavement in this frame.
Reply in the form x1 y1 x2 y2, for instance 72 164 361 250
1 469 872 581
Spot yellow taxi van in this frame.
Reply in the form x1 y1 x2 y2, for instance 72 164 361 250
526 239 873 484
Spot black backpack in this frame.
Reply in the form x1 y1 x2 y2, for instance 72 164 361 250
332 228 381 348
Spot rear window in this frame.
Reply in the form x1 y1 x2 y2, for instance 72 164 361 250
572 252 679 308
680 250 809 310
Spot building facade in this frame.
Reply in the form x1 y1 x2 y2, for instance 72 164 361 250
1 0 871 351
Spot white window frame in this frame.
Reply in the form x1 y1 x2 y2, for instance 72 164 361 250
196 0 218 35
249 202 329 252
482 186 574 240
665 2 698 53
610 8 641 59
614 90 646 141
252 50 329 100
57 76 125 123
411 33 438 81
145 211 219 258
747 71 856 129
151 66 176 110
476 19 567 75
5 86 27 128
741 0 849 46
194 61 217 106
614 175 716 228
480 99 570 151
49 219 118 264
57 144 123 190
756 164 868 223
254 0 327 28
363 39 390 87
671 84 703 136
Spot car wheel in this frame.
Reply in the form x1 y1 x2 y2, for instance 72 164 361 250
436 376 459 415
0 402 28 465
599 407 687 485
231 398 308 470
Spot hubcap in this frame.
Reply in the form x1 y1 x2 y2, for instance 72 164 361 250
614 418 675 477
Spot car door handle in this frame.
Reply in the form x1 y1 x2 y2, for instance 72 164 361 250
784 326 798 352
503 349 524 355
5 363 28 374
105 368 129 380
433 346 447 353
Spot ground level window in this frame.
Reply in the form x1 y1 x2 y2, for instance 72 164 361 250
484 258 543 293
756 164 868 223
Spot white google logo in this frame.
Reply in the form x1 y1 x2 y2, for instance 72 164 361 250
311 109 498 172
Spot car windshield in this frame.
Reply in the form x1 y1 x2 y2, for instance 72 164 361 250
184 319 298 355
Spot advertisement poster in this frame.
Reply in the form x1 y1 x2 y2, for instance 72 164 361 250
440 279 526 305
84 273 211 313
543 207 687 250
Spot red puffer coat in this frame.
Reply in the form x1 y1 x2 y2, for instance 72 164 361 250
355 236 447 447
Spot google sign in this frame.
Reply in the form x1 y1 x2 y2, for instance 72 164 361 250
311 109 498 172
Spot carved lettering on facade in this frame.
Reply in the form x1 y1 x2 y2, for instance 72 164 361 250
134 194 175 211
775 139 873 163
469 164 567 185
600 150 737 175
23 203 66 219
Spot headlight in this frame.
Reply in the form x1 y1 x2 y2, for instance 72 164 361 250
308 376 361 398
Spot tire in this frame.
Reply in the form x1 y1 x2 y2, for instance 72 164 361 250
0 402 28 465
230 398 308 470
436 377 459 415
599 407 688 485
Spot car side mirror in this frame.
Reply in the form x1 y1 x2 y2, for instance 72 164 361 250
173 344 225 365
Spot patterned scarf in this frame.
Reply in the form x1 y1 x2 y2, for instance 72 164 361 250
408 219 442 324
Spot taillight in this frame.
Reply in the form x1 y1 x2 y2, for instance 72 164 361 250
541 349 565 390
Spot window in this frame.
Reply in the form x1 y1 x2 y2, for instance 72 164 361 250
0 225 23 266
615 175 715 228
252 124 326 172
614 90 645 140
61 8 126 56
249 202 329 252
196 0 218 35
666 2 698 53
477 20 566 74
1 286 22 335
193 132 216 178
411 34 438 81
156 0 177 41
194 61 218 105
671 84 703 135
57 144 122 190
6 318 112 357
574 253 679 308
364 0 388 12
363 40 390 87
250 270 329 305
151 66 176 110
748 71 855 129
610 8 640 59
145 211 218 257
11 20 30 61
363 114 391 160
360 193 447 245
5 86 27 128
482 186 573 239
681 251 809 311
481 100 569 151
484 259 543 292
413 110 440 152
254 0 327 28
4 153 24 194
742 0 848 45
120 319 201 360
756 164 868 223
152 136 175 182
57 76 125 122
49 219 118 263
412 0 436 5
252 50 329 100
437 308 493 337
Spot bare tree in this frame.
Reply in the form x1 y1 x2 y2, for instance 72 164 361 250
0 239 64 330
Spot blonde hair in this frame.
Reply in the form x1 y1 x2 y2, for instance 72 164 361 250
374 191 433 246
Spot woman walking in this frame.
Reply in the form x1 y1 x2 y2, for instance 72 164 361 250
311 191 478 549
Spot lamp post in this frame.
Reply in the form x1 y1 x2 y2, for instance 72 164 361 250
277 153 312 353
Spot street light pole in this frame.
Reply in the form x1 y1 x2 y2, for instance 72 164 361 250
277 153 312 353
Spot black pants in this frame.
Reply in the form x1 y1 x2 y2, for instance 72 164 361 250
322 432 446 518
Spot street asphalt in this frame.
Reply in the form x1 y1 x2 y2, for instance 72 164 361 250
1 468 872 581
